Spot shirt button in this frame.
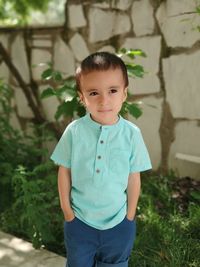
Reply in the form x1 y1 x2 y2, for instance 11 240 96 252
97 155 101 159
100 140 104 144
96 169 100 173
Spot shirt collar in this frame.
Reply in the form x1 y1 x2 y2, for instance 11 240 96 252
84 112 122 131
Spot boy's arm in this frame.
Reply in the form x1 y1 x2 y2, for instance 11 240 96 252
58 166 75 222
126 172 141 220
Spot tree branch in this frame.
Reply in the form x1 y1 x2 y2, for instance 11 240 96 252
0 41 44 123
0 41 61 139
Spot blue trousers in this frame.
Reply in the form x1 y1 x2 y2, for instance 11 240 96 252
64 216 136 267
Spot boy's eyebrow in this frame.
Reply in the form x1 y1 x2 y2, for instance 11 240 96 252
109 86 120 89
85 88 98 92
85 86 120 92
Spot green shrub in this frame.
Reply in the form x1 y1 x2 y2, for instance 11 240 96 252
129 174 200 267
0 80 63 251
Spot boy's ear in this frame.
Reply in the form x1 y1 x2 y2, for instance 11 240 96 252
123 87 128 102
78 91 82 100
78 91 85 105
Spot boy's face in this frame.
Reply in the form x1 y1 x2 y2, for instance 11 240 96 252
78 68 127 125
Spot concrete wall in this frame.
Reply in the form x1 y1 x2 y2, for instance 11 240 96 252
0 0 200 178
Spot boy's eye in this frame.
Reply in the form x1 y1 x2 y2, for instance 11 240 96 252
110 89 118 93
89 92 98 96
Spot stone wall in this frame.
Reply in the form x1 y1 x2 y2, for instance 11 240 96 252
0 0 200 178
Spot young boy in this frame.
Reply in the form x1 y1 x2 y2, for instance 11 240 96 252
51 52 152 267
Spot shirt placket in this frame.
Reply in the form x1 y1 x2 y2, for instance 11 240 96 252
93 126 109 185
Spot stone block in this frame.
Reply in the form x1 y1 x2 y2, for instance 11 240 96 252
132 0 155 36
89 8 131 43
122 36 161 93
0 63 9 82
69 33 89 61
54 37 75 77
0 35 9 81
32 49 52 81
163 51 200 119
127 96 163 170
98 46 116 53
92 0 132 10
115 13 131 36
129 74 160 95
0 34 8 47
68 5 87 28
92 2 109 9
32 39 52 47
11 34 30 83
156 0 200 48
169 121 200 179
111 0 132 11
14 88 34 118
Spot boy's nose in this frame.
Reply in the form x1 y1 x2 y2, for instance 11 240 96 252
99 95 108 105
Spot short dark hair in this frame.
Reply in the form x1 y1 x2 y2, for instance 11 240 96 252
75 52 128 92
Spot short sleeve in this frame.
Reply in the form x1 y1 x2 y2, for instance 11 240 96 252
130 129 152 173
50 126 72 168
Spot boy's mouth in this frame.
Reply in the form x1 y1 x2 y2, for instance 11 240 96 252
98 109 112 112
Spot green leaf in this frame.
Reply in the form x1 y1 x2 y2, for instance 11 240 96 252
127 49 147 59
56 85 68 95
126 64 145 78
64 89 76 102
190 191 200 201
119 47 127 54
55 84 77 101
76 104 86 117
41 68 53 80
59 83 76 94
40 88 56 99
64 78 76 89
55 100 75 120
118 48 147 59
53 71 63 82
126 103 142 119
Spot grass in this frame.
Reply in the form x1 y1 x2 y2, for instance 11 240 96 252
128 172 200 267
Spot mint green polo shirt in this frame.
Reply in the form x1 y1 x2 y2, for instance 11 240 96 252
50 113 152 230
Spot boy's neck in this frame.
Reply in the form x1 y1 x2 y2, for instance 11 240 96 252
89 113 120 126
